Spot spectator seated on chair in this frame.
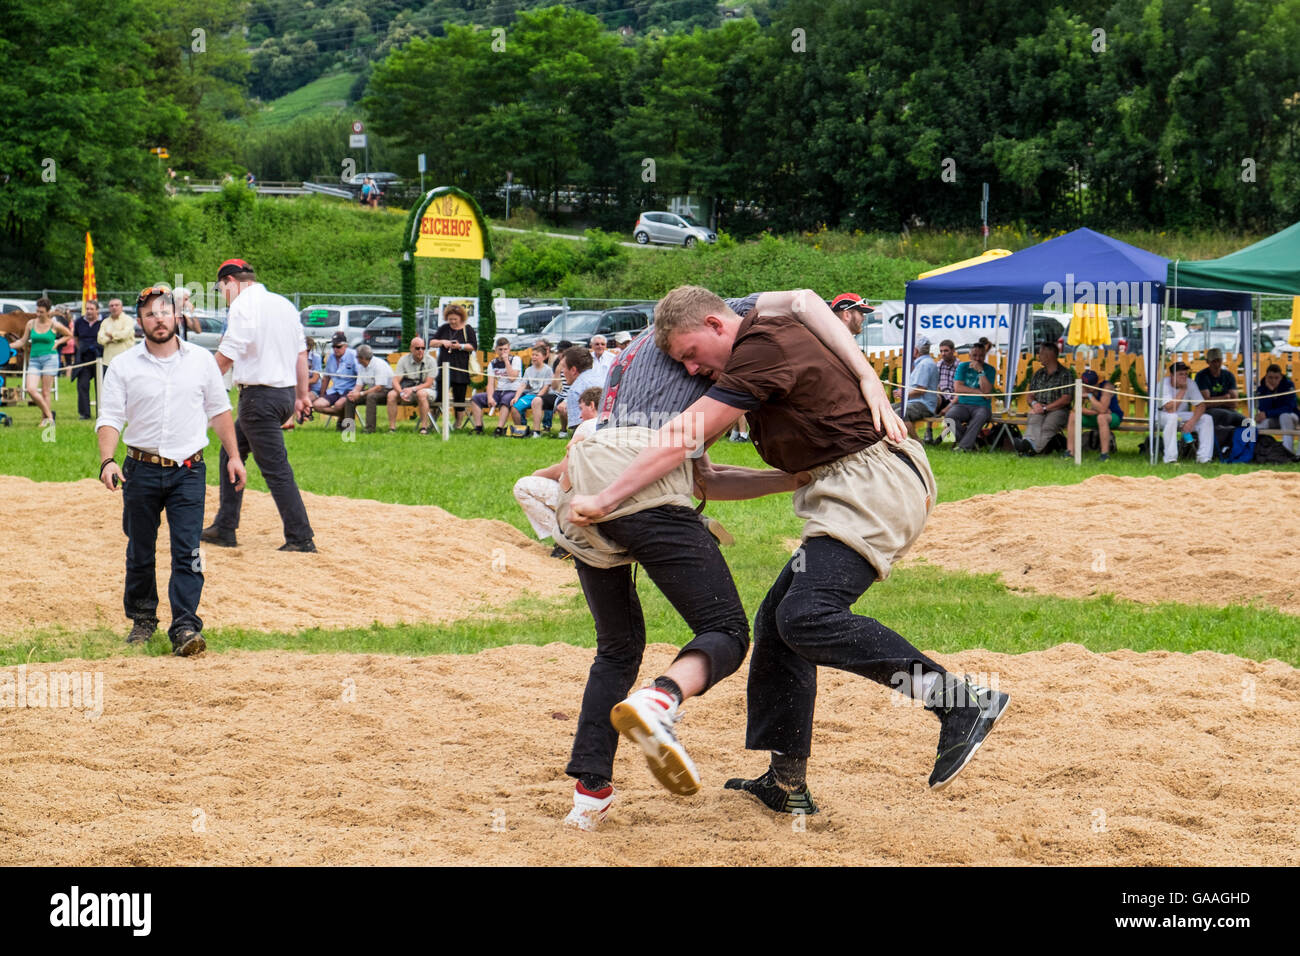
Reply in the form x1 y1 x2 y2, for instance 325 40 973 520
1256 363 1299 453
470 337 524 436
554 346 605 440
511 346 557 437
343 344 393 433
512 386 602 556
1158 360 1213 464
1015 341 1075 456
944 340 995 453
1069 369 1122 462
926 338 959 444
387 338 438 434
1194 348 1247 428
313 332 359 428
305 337 322 397
894 336 940 439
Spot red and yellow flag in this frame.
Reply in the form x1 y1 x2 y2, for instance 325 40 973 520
82 232 96 311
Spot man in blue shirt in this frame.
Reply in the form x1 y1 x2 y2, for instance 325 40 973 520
312 331 359 428
943 340 995 452
305 337 323 397
895 336 940 439
1256 363 1299 454
557 346 606 439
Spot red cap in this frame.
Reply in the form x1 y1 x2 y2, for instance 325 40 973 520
216 258 254 281
830 293 873 314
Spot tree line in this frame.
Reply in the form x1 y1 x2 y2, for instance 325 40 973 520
366 0 1300 235
3 0 1298 288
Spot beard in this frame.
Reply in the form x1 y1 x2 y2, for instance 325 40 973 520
146 323 177 343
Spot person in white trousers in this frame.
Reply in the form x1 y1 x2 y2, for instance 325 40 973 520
1158 361 1213 463
512 387 602 554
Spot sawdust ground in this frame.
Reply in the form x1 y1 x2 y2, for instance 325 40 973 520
2 643 1295 865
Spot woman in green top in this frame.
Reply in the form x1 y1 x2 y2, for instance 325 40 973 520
12 297 73 426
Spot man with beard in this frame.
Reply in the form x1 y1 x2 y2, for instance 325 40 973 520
96 286 246 656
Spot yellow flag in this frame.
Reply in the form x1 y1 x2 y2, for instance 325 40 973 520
1289 296 1300 348
82 232 97 312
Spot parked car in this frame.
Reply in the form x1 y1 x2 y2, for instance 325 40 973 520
1059 313 1148 355
345 172 400 193
300 304 393 349
1169 329 1277 355
361 310 444 356
632 211 716 247
0 298 37 313
1259 321 1300 352
187 311 226 354
514 304 566 337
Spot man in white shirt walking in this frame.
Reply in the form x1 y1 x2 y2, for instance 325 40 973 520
96 285 246 656
203 258 318 551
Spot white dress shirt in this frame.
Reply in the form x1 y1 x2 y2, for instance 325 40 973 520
355 358 394 389
96 340 232 460
217 282 307 387
592 350 617 379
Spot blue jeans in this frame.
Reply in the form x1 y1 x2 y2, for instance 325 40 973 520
122 457 206 637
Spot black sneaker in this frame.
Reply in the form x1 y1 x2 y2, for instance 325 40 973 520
126 618 158 645
926 675 1010 790
278 540 318 553
200 525 237 548
724 769 819 815
494 426 505 437
172 628 206 657
549 544 568 559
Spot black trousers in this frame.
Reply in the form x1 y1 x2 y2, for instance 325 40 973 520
122 457 206 637
566 505 751 782
213 385 315 545
73 350 98 418
1206 406 1247 428
745 535 947 759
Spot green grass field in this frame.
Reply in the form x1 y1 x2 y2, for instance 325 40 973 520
2 387 1297 666
251 72 359 128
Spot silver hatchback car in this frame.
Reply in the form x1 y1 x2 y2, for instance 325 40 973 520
632 211 717 247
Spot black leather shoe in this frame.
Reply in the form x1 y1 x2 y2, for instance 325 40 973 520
278 540 318 553
200 525 237 548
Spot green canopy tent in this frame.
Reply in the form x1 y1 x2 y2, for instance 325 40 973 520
1167 221 1300 434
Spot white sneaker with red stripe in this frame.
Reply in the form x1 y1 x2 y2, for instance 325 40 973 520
610 687 700 796
563 781 615 831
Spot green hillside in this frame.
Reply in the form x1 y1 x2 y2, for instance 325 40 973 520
252 72 360 128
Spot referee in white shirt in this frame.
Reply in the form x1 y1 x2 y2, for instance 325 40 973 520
203 258 318 552
97 285 247 656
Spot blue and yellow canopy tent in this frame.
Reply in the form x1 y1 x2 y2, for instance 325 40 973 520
902 228 1249 462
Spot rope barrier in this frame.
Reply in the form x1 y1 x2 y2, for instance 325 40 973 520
882 380 1300 402
4 355 104 374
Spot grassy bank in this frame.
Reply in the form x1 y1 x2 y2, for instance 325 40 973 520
118 192 1273 304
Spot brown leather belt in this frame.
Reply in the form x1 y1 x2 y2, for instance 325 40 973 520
127 447 204 468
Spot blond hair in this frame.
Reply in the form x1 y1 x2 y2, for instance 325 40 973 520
653 285 731 350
